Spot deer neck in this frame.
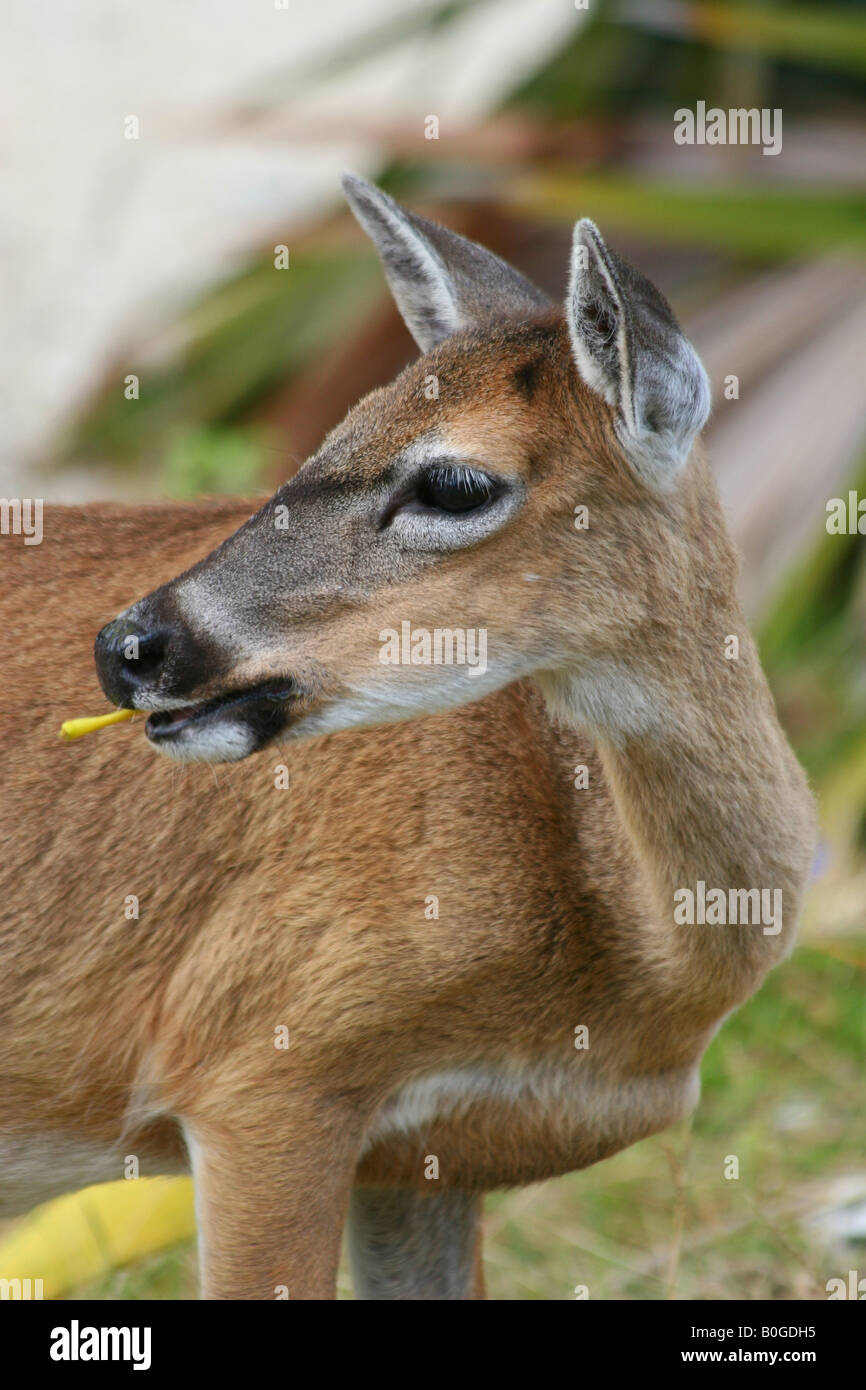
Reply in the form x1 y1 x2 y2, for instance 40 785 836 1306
543 589 815 1017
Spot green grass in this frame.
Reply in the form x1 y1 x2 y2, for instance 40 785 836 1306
481 933 864 1301
66 1245 197 1302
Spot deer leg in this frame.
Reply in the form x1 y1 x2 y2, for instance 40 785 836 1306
347 1187 485 1300
184 1105 361 1300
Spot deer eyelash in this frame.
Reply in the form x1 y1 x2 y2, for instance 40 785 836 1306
423 464 495 497
377 459 502 531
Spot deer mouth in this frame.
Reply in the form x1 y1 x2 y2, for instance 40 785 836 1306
144 678 299 760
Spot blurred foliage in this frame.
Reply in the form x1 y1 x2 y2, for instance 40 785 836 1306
160 427 272 498
512 2 866 120
759 454 866 859
244 0 497 109
679 2 866 77
67 250 383 475
0 1178 195 1300
65 0 866 482
509 175 866 259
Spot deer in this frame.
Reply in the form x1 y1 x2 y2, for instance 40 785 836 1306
0 175 816 1300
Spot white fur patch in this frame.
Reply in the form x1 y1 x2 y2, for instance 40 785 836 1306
181 1124 207 1284
566 218 711 491
342 174 462 351
362 1058 701 1156
297 656 531 740
539 664 667 744
147 718 257 764
567 220 623 412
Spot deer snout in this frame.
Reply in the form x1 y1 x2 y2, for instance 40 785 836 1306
94 616 172 706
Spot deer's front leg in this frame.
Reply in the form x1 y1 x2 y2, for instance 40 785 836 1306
184 1097 364 1300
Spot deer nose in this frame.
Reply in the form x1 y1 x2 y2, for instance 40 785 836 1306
94 617 171 706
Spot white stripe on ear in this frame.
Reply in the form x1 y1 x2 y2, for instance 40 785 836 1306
342 173 550 352
566 219 711 489
342 174 462 349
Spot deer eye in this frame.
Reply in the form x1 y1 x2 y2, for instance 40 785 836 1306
378 459 518 544
415 465 496 514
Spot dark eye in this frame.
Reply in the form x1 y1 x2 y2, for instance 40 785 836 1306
416 465 496 514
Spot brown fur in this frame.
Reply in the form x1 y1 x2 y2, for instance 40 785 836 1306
0 309 815 1299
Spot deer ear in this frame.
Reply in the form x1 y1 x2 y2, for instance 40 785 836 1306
566 219 710 488
342 173 550 351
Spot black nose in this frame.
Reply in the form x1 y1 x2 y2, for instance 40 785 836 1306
94 617 171 706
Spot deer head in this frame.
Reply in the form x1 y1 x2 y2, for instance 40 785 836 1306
94 175 711 762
